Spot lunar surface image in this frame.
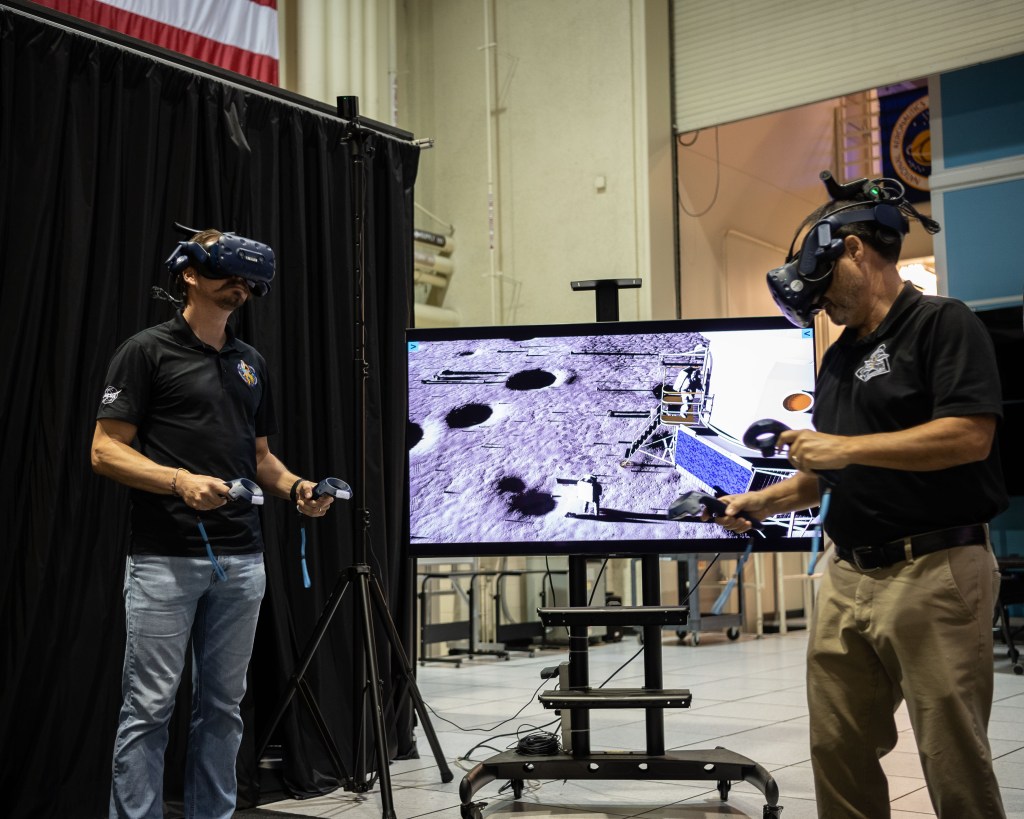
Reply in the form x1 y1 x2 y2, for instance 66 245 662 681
407 325 817 554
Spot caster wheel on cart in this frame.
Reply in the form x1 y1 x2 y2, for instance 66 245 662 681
727 627 740 641
763 805 784 818
717 779 731 800
1014 662 1024 675
680 631 700 646
460 801 485 819
512 779 524 799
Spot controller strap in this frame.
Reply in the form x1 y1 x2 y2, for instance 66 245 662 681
710 541 754 616
299 524 311 589
808 489 832 574
196 518 228 581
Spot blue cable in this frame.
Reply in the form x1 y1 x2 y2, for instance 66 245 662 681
808 489 832 575
196 519 228 581
711 541 754 616
300 525 311 588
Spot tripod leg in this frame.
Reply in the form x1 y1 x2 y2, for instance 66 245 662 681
354 568 398 819
256 575 353 766
294 676 350 781
368 572 455 782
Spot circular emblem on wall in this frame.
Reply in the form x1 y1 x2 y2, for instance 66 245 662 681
889 94 931 192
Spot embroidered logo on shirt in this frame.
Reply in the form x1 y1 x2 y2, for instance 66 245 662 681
237 360 258 387
101 386 122 405
855 344 891 382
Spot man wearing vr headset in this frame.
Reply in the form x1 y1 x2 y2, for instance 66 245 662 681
710 178 1007 818
91 229 334 819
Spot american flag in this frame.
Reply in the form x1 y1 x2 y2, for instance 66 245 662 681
32 0 279 85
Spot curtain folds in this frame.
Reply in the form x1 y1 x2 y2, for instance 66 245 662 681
0 6 419 816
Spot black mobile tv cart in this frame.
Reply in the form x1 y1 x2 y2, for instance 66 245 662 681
458 553 782 818
459 279 781 816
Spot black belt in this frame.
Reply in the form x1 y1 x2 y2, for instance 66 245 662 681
836 524 988 571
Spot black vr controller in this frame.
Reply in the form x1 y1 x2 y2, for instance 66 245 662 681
312 477 353 500
668 490 764 534
225 477 264 505
296 478 350 590
742 419 840 486
742 419 790 457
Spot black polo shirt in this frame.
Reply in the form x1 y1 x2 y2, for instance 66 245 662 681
97 311 278 556
812 283 1007 548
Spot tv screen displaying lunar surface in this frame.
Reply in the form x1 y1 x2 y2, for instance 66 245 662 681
407 320 818 555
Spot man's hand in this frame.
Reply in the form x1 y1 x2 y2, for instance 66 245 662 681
174 473 232 511
701 471 821 534
293 480 333 518
704 492 770 535
778 429 852 472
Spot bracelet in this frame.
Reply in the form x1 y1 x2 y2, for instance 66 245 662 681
170 467 187 496
290 478 305 503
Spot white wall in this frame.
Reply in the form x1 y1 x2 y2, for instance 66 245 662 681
676 102 837 320
676 100 937 321
400 0 673 327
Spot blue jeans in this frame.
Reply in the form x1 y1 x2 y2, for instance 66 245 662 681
110 553 266 819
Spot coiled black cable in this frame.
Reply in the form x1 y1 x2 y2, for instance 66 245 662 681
513 731 560 756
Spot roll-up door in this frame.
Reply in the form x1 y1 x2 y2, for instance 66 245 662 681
672 0 1024 132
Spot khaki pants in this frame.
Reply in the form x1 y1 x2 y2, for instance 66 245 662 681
807 540 1004 818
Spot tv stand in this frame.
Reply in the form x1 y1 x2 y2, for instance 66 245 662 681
458 554 782 818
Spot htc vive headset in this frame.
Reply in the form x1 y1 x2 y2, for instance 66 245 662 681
766 171 937 328
164 228 276 297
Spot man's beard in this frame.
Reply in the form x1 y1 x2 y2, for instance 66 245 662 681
215 285 248 311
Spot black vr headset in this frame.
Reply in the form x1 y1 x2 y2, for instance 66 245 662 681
766 171 939 327
164 226 276 297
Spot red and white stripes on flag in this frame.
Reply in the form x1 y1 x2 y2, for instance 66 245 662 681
33 0 279 85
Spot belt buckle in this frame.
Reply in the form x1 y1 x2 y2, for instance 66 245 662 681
850 546 880 571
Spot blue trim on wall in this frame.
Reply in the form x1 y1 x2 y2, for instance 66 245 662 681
943 178 1024 303
940 53 1024 168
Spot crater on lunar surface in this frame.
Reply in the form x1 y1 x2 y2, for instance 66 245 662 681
508 489 556 517
506 369 556 391
407 421 424 450
445 403 492 428
496 476 526 494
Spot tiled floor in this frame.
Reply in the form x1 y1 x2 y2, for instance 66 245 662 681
262 629 1024 818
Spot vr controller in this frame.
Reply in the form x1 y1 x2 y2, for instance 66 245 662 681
742 419 840 486
312 477 353 500
195 478 264 583
668 491 764 535
742 419 791 457
297 478 351 590
744 419 837 572
225 477 264 505
164 224 276 297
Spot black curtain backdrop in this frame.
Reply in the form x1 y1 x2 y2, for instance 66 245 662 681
0 5 420 817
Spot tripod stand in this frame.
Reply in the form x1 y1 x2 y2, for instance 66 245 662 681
257 97 452 819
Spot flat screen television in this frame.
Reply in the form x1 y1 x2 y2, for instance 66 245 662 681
406 317 818 557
